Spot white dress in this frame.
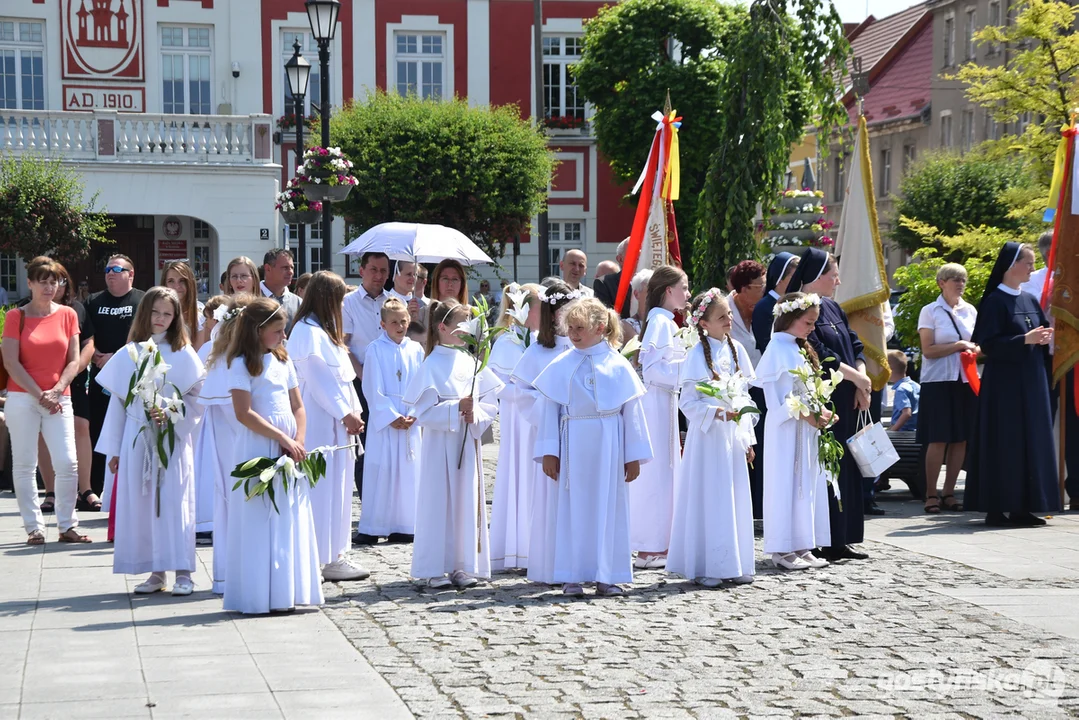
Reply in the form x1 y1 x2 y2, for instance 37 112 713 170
194 343 236 593
630 307 685 553
290 318 364 564
222 355 323 614
513 335 572 584
533 340 653 585
488 332 532 571
668 338 758 581
403 345 503 580
95 335 205 576
753 332 831 554
359 332 425 537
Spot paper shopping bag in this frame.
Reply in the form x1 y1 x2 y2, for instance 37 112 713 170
846 411 899 478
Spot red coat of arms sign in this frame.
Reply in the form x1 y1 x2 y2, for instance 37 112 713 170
63 0 144 80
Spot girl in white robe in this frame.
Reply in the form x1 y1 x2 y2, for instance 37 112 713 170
96 287 205 596
403 299 503 589
534 298 653 597
513 281 577 585
360 297 424 540
753 292 832 571
488 283 542 572
193 297 228 538
631 265 691 568
223 298 323 614
290 272 368 582
668 291 758 586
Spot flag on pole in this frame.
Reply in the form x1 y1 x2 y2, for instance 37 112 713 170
1049 125 1079 386
834 115 891 391
614 99 682 314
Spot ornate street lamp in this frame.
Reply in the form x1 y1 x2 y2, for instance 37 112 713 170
284 39 312 274
305 0 340 271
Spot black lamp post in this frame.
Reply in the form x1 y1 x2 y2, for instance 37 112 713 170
285 39 312 275
305 0 340 271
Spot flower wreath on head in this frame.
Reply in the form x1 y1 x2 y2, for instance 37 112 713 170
687 289 724 328
773 293 822 318
539 288 582 305
212 305 245 324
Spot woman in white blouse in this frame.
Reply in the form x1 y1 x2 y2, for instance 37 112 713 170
916 263 979 513
727 260 766 366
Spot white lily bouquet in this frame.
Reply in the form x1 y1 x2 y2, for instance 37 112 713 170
674 325 700 351
696 372 759 423
231 443 356 513
784 349 846 510
123 339 186 516
453 293 505 468
504 288 532 348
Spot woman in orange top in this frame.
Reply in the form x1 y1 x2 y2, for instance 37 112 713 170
1 258 86 545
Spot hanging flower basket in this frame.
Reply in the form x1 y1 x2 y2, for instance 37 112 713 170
295 146 359 204
281 208 321 225
275 178 323 224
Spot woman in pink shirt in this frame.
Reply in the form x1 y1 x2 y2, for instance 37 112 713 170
1 258 86 545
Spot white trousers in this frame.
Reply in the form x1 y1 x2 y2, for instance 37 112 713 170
8 392 79 534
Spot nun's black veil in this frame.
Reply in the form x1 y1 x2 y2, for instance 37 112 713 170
765 252 797 295
784 247 829 294
972 241 1023 344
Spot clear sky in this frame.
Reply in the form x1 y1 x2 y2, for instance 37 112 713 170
831 0 926 22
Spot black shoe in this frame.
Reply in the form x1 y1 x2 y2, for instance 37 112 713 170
864 502 886 516
1008 511 1047 527
822 545 869 561
387 533 414 544
352 532 379 545
985 512 1013 527
195 531 213 546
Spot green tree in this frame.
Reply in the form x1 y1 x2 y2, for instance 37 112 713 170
0 153 113 260
953 0 1079 179
694 0 850 289
891 151 1039 254
329 92 555 260
574 0 740 260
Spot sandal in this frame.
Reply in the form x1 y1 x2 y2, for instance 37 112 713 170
941 495 964 512
26 530 45 545
58 528 92 544
77 489 103 512
924 495 941 514
40 492 55 514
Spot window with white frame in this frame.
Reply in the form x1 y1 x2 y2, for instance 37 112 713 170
161 26 212 115
0 20 44 110
940 112 953 148
543 35 585 123
960 110 975 151
191 220 211 297
282 31 323 117
0 251 17 296
943 15 955 67
987 0 1001 53
547 221 584 278
879 149 892 196
833 155 846 201
964 8 977 60
903 143 916 175
394 32 444 99
286 220 324 272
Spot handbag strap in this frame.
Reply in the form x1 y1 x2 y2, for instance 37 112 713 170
942 305 966 341
858 408 873 430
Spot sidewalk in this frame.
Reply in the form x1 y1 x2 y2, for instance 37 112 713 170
0 496 412 720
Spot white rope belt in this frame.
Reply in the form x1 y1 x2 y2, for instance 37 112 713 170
646 383 679 467
559 410 620 488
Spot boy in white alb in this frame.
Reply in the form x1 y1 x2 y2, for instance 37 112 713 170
359 299 425 541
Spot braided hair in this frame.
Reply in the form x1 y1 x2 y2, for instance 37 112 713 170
772 291 822 371
689 290 741 380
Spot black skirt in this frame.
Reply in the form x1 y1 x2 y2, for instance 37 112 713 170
916 380 976 445
70 370 89 420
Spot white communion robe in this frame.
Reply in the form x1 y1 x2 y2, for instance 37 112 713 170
488 331 532 571
193 341 217 535
752 332 831 554
290 318 364 564
533 340 653 585
667 338 758 582
630 307 686 553
194 344 236 594
359 332 425 537
512 335 572 584
222 355 323 614
95 335 205 576
403 345 503 580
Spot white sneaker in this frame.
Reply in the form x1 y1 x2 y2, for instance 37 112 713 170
427 576 453 589
796 551 828 569
633 554 667 569
729 575 754 585
322 557 371 582
451 570 478 588
694 577 722 588
770 552 811 570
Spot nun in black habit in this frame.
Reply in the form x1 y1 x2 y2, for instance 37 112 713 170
788 247 874 560
746 252 800 520
966 241 1058 526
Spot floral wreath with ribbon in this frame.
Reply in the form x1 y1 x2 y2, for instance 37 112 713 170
687 288 724 328
539 288 583 305
773 293 822 318
212 305 245 324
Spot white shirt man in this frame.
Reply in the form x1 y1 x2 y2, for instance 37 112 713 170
342 252 391 378
560 248 594 297
260 249 300 329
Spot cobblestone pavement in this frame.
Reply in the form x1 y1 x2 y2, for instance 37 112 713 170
329 427 1079 719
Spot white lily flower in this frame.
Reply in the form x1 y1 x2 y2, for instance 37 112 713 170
138 338 157 355
455 317 482 339
126 344 139 362
259 464 277 483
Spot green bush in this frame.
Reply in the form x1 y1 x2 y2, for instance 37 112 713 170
329 92 555 260
891 151 1037 255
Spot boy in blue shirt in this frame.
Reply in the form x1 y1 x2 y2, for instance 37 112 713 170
888 350 919 432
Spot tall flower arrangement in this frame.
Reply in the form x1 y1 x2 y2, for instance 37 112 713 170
295 146 359 188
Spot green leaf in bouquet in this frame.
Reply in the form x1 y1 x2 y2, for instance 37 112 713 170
266 483 279 514
232 456 275 478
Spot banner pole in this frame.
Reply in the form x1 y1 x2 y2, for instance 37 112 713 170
1061 373 1068 508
